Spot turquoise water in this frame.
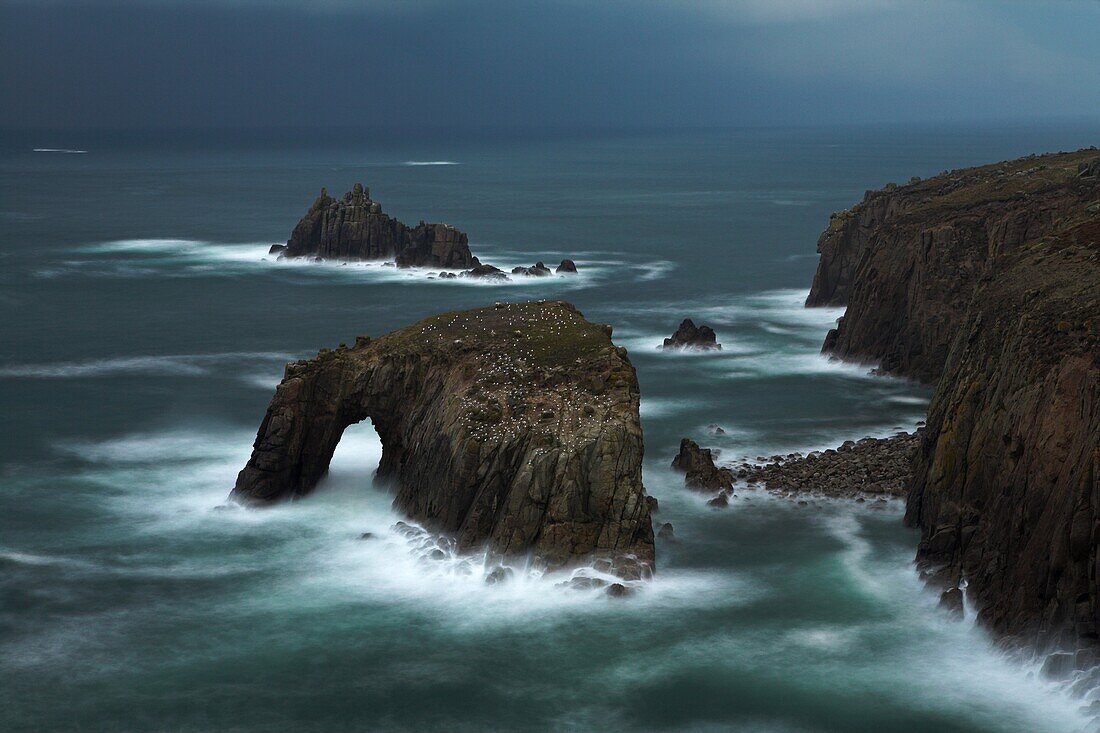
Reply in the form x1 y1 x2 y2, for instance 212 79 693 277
2 125 1098 731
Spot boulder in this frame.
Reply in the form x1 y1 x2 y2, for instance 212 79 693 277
268 244 287 256
657 522 675 540
661 319 721 350
511 261 553 277
462 263 509 280
671 438 733 491
556 259 578 274
806 148 1100 653
938 587 964 618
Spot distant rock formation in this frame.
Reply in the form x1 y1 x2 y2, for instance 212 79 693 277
806 148 1100 655
671 438 733 491
661 319 721 350
276 185 582 281
280 184 477 269
230 300 655 577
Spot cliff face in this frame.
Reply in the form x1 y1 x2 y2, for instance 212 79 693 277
808 150 1100 382
231 301 654 576
906 219 1099 651
807 148 1100 652
282 183 477 269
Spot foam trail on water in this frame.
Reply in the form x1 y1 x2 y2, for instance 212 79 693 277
402 160 459 166
0 352 290 379
53 238 673 288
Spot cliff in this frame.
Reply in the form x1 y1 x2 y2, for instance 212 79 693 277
809 149 1100 382
807 148 1100 654
230 300 655 577
278 183 477 269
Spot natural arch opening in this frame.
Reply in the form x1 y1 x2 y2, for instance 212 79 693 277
325 418 385 491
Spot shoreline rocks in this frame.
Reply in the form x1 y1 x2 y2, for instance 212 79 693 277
661 319 721 350
230 300 655 578
671 438 733 491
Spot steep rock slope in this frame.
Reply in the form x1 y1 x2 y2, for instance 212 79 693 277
806 148 1100 652
809 149 1100 382
906 219 1099 651
231 301 654 575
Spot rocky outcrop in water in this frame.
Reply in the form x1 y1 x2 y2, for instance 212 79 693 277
231 301 655 577
671 438 732 491
807 148 1100 653
661 319 721 350
281 184 477 269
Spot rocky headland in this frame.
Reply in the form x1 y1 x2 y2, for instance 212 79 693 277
230 300 654 579
272 184 580 281
808 148 1100 659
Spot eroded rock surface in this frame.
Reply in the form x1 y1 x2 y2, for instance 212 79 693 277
282 184 477 269
231 301 654 576
671 438 733 491
806 148 1100 652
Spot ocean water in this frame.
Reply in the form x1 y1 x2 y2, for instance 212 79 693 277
2 125 1099 732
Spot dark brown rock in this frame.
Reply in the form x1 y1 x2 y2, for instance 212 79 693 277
740 431 921 499
645 495 659 513
661 319 721 350
462 263 509 280
806 148 1100 653
671 438 733 491
939 587 964 618
511 261 553 277
657 522 675 540
556 259 578 274
230 301 654 577
282 184 477 269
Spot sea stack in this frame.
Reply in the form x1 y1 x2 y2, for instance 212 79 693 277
280 183 478 269
807 148 1100 656
231 300 655 578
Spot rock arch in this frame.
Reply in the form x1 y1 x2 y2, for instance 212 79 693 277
231 301 655 575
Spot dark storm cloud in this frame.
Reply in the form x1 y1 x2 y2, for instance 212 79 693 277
2 0 1099 131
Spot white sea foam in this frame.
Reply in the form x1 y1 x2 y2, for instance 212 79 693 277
402 160 459 166
0 352 290 379
33 148 87 154
57 238 675 289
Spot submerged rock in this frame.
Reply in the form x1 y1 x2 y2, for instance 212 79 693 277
230 300 655 577
671 438 733 491
484 566 514 585
511 261 553 277
661 319 721 350
657 522 675 540
461 263 509 280
281 183 477 269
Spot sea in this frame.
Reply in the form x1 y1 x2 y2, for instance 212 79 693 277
2 124 1098 732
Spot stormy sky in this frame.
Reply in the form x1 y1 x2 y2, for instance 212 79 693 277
2 0 1099 132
